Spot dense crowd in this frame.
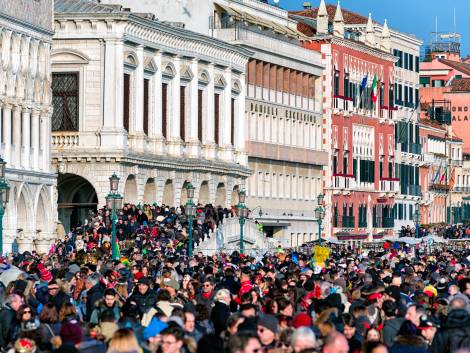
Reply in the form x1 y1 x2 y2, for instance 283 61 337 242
2 203 470 353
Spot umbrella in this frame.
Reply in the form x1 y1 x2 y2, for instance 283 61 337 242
0 266 24 287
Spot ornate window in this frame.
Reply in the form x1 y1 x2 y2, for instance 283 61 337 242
52 72 79 131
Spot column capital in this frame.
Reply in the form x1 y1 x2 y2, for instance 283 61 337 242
21 105 32 114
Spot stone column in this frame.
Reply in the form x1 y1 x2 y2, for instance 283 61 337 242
1 107 9 164
150 51 163 154
203 63 216 160
236 73 247 166
132 45 145 150
187 58 200 158
12 105 21 168
40 110 48 171
21 106 31 169
31 108 40 170
220 68 233 162
101 39 126 148
168 56 181 156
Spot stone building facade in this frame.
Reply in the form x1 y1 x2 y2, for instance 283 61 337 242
100 0 327 248
52 0 251 230
0 0 57 253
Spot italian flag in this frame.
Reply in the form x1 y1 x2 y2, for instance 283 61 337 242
371 75 378 103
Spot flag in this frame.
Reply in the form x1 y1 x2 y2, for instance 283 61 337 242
432 160 442 183
449 168 456 190
371 75 378 103
439 165 448 183
358 75 368 106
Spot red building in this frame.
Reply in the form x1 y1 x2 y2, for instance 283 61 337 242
293 1 398 242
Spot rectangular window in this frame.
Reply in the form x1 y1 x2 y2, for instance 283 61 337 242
343 154 348 174
198 89 203 142
404 52 409 70
180 86 186 141
408 53 413 71
123 73 130 133
334 70 340 96
344 72 349 98
52 72 79 132
333 155 338 174
415 56 420 73
380 160 383 179
388 161 393 178
214 93 220 144
143 78 149 136
415 88 419 108
353 159 358 179
162 83 168 138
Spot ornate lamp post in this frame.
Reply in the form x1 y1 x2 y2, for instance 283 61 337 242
413 205 421 238
0 158 9 256
236 189 248 254
184 183 197 257
106 173 123 260
314 193 325 245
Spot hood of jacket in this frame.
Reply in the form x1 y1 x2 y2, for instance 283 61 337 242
443 308 470 329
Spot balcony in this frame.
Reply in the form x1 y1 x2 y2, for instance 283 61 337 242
333 96 345 112
453 187 470 193
452 160 464 167
332 174 356 190
52 131 79 148
429 183 450 193
380 107 397 121
380 178 400 193
402 184 422 197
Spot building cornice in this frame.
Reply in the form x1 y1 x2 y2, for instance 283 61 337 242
52 152 252 178
329 36 398 62
0 12 54 40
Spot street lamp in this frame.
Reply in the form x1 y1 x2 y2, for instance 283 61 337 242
106 173 123 260
236 189 248 254
413 205 421 238
184 182 197 257
0 157 9 256
315 193 325 245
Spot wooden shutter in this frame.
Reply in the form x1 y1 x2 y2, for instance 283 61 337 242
143 78 149 135
162 83 168 138
123 73 130 132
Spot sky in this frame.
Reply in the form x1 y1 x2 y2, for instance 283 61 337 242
275 0 470 57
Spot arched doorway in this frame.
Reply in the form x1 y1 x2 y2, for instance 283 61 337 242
143 178 156 204
215 183 226 207
124 175 138 204
58 173 98 231
199 181 209 205
231 185 239 206
17 190 31 235
162 179 174 205
36 188 49 234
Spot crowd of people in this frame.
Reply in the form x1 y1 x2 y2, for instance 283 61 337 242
2 203 470 353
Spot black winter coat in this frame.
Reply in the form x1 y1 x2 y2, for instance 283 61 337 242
210 301 231 336
128 289 158 316
0 305 18 348
430 309 470 353
85 282 106 322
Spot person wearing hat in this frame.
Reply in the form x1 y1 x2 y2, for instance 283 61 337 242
429 307 470 353
128 276 157 317
257 314 279 352
418 315 438 349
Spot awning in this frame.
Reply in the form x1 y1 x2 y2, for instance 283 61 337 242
215 2 310 40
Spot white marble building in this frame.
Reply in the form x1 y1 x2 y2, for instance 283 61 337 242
52 0 251 230
100 0 327 248
0 0 57 253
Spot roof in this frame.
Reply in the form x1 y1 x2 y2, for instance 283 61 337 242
438 59 470 77
450 78 470 92
54 0 122 14
290 4 378 25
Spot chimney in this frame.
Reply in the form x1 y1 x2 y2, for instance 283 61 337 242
303 1 312 9
380 19 391 52
365 13 376 47
316 0 328 35
333 1 344 38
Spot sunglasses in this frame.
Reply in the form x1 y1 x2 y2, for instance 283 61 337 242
203 284 212 287
23 310 32 314
48 287 59 291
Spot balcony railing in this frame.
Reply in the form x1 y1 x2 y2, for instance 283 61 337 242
332 174 356 189
452 160 464 167
408 185 422 197
430 183 450 192
453 187 470 193
380 178 400 193
401 143 422 155
333 96 345 112
52 132 79 148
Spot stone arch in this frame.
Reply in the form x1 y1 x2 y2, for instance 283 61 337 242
163 62 176 77
16 188 31 234
143 178 157 204
199 181 209 205
35 186 50 234
124 50 139 67
57 173 98 231
198 69 210 85
144 56 157 73
232 79 242 95
162 179 174 205
124 175 138 204
231 185 240 206
51 48 90 64
215 183 226 207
